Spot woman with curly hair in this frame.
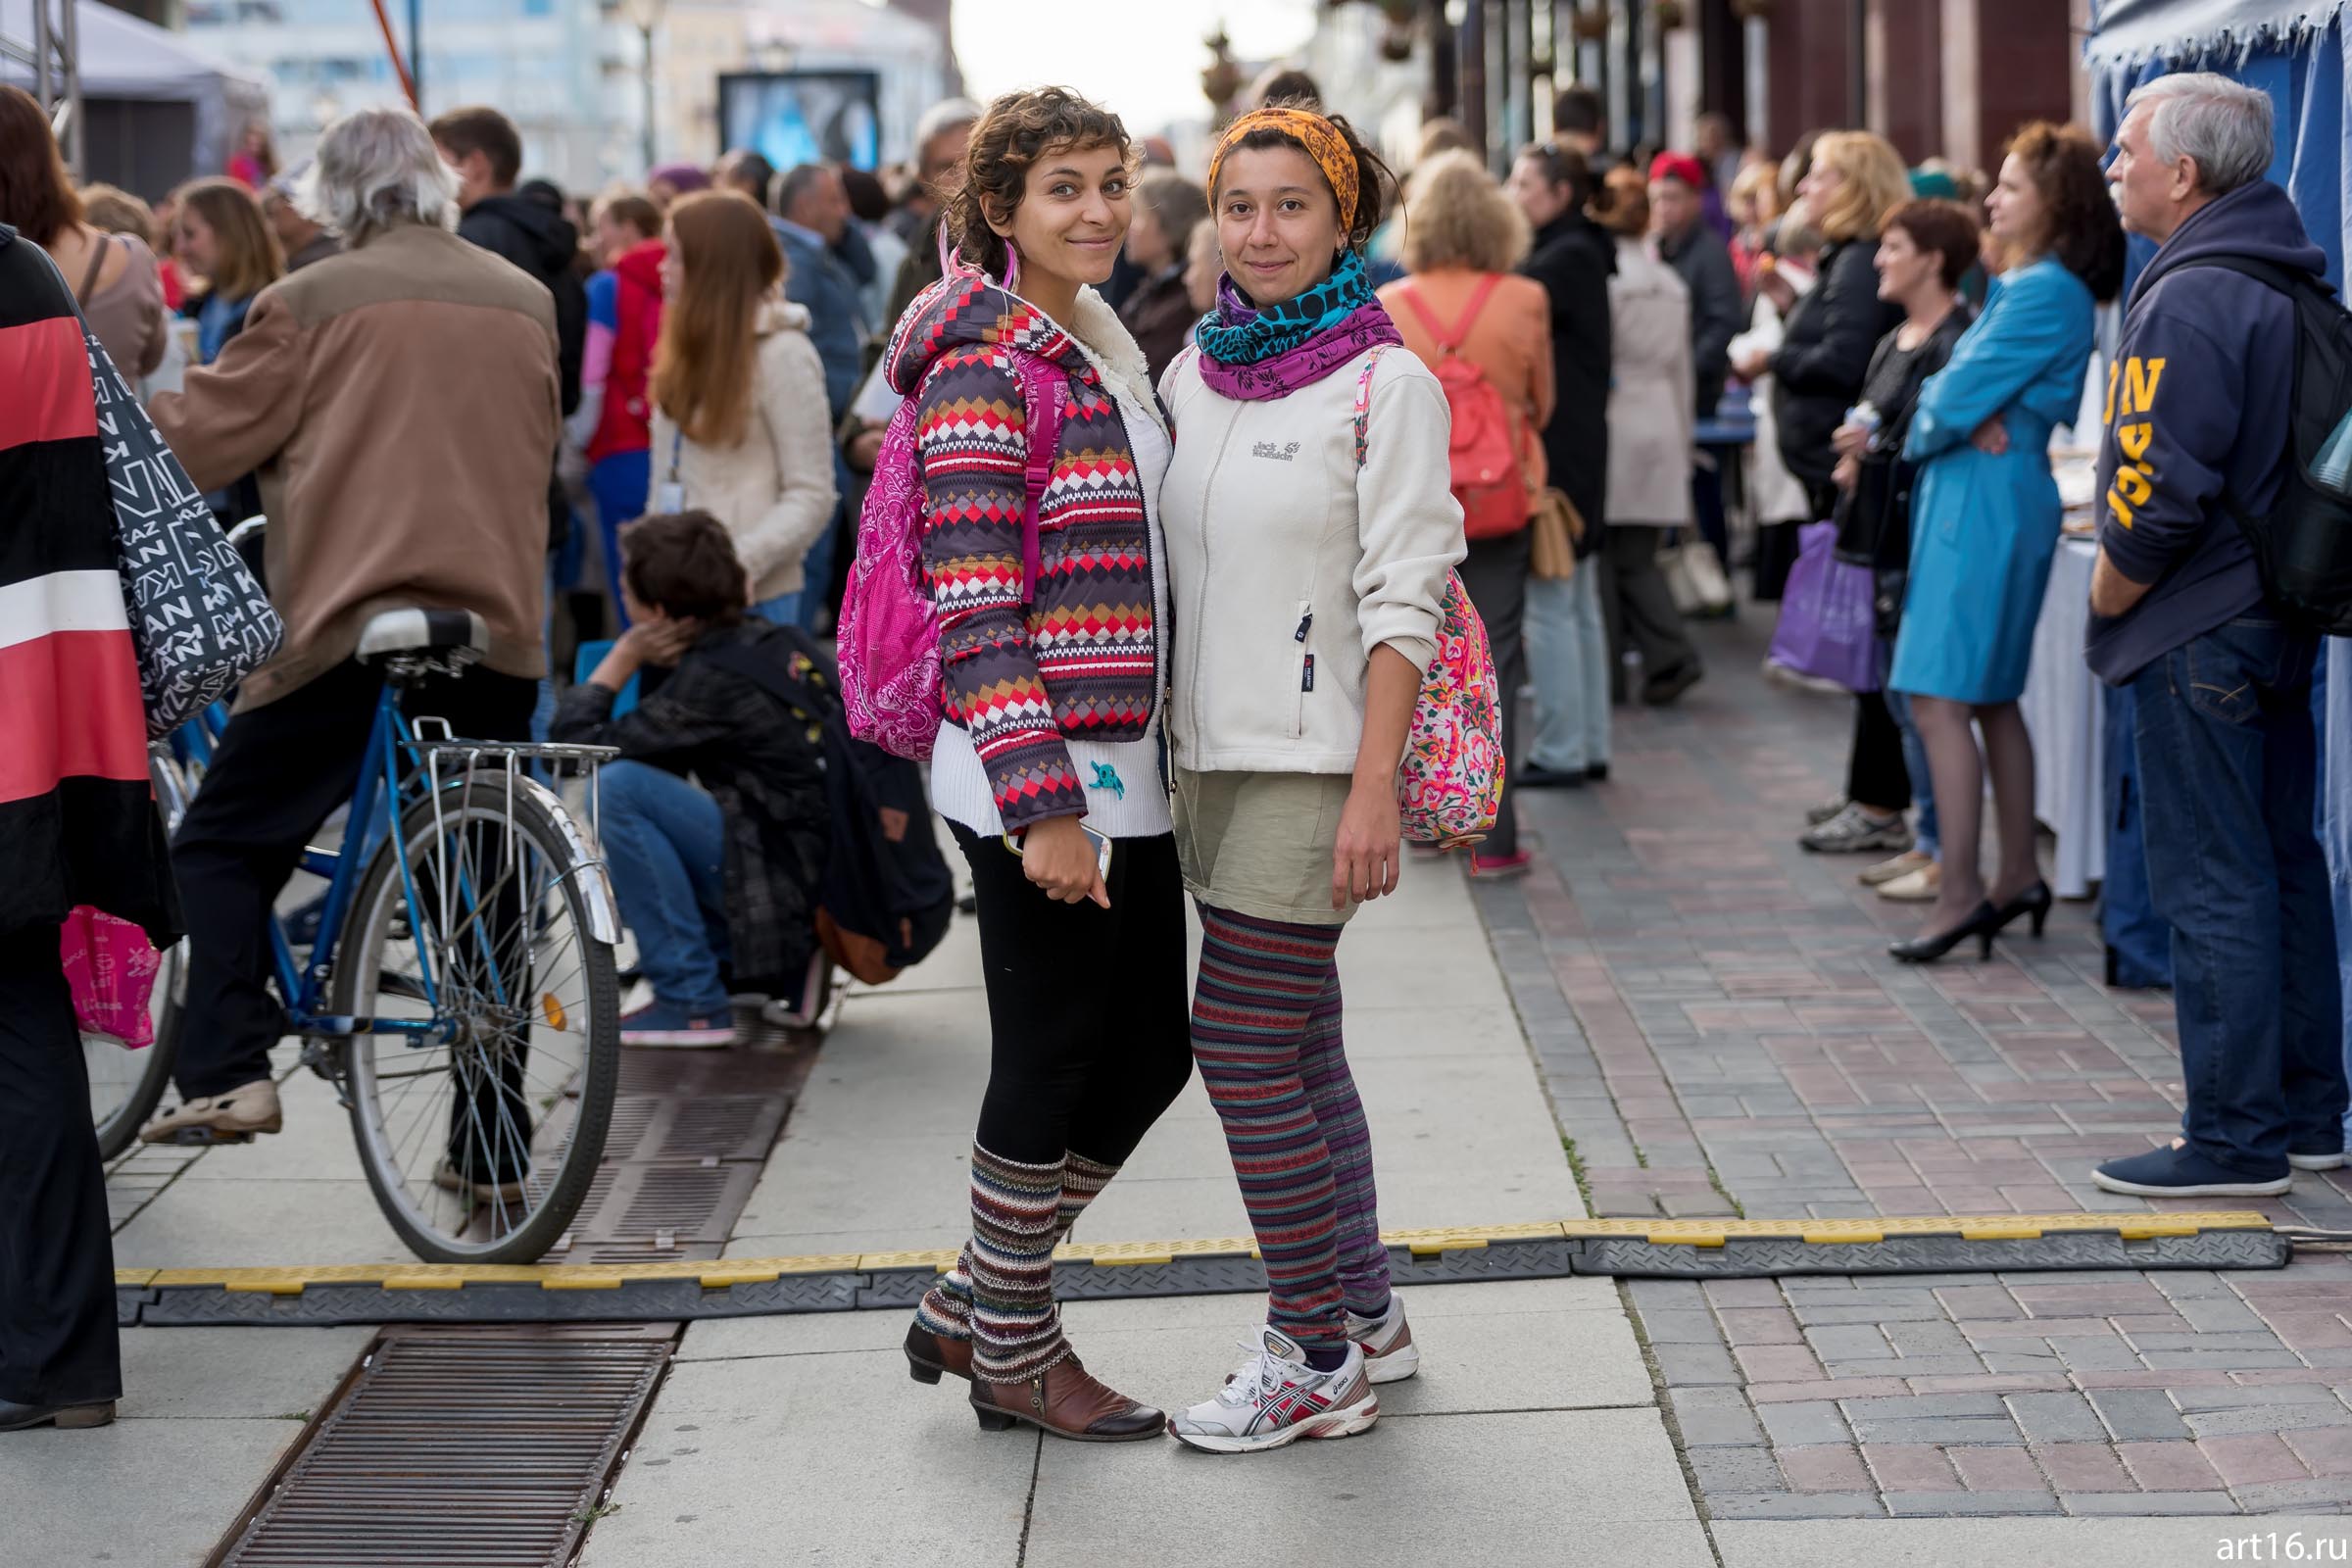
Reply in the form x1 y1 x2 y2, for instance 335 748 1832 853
1885 122 2123 963
886 88 1190 1446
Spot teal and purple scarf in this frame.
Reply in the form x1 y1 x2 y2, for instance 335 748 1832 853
1194 247 1401 402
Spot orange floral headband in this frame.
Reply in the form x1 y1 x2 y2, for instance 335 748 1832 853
1206 107 1360 234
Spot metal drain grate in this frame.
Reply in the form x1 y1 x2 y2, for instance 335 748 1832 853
212 1327 672 1567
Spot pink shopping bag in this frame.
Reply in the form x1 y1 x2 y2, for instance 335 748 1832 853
60 906 163 1050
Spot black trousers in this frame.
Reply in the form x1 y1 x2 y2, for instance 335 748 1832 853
171 661 539 1101
954 824 1193 1167
1457 529 1529 858
1600 526 1700 694
0 924 118 1407
1844 691 1913 814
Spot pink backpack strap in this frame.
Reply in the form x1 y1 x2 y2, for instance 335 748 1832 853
1008 351 1065 604
1396 274 1501 356
1351 345 1389 469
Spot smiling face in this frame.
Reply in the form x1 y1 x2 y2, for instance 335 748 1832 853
1986 151 2049 254
990 139 1132 292
1214 143 1344 309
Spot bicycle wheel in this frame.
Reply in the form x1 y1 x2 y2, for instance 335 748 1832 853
89 749 192 1157
333 774 619 1263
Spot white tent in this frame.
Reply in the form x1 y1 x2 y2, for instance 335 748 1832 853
0 0 270 199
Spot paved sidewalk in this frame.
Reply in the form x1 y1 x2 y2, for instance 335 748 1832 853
1482 614 2352 1529
577 861 1710 1568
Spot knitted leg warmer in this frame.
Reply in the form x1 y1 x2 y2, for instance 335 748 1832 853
915 1151 1122 1344
1192 906 1348 1358
964 1144 1075 1383
1298 966 1392 1321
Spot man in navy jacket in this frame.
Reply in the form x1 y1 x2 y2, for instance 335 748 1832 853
2088 72 2346 1199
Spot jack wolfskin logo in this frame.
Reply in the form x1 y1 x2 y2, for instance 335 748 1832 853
1251 440 1301 462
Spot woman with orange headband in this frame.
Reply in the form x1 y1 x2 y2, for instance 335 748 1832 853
1157 103 1465 1452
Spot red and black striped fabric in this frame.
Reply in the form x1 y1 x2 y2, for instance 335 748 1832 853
0 225 179 945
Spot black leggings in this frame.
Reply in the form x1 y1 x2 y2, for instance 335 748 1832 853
954 824 1193 1166
1844 690 1913 814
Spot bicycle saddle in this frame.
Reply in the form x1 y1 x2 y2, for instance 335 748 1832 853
355 607 490 665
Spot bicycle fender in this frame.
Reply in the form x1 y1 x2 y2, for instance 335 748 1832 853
509 772 624 946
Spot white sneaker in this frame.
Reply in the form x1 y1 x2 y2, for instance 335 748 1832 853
1169 1328 1380 1453
1346 1299 1420 1384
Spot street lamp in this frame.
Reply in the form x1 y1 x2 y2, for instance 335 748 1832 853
622 0 666 173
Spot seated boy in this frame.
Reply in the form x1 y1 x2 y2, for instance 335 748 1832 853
552 512 830 1044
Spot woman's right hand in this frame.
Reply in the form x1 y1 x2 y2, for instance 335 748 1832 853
1019 815 1109 908
1833 453 1860 493
1830 421 1870 461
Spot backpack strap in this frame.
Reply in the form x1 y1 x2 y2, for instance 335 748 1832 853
1351 345 1390 470
2160 255 2313 530
1007 350 1065 605
1396 273 1503 356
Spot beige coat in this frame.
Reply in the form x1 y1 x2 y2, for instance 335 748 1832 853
1604 235 1696 527
648 297 837 603
151 222 559 709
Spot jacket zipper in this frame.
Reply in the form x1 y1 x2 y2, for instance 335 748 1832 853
1188 406 1245 750
1293 601 1314 737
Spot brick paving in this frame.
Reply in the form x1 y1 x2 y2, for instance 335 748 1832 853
1471 614 2352 1519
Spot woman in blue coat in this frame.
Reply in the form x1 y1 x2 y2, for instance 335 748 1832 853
1887 122 2123 963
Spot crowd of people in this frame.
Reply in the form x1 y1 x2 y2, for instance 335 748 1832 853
0 61 2342 1453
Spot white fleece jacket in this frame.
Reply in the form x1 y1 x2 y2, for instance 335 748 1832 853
649 296 838 602
1157 342 1464 775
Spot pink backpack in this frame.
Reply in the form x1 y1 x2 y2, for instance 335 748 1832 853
1353 348 1504 848
839 348 1065 760
1395 275 1531 541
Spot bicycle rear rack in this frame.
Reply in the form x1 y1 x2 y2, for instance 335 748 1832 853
407 725 624 947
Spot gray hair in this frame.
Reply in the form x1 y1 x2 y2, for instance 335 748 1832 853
914 97 983 156
771 162 835 220
300 106 459 246
2125 72 2274 196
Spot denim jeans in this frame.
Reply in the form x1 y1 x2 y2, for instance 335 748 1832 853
751 591 801 627
600 760 732 1015
1880 643 1938 858
2132 615 2345 1175
1525 564 1611 772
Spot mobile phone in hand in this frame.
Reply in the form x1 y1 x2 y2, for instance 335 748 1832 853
1003 824 1114 880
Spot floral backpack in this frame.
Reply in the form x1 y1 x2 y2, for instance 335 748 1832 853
1352 348 1504 848
837 342 1064 760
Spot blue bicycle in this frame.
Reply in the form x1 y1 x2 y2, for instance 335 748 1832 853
134 607 624 1263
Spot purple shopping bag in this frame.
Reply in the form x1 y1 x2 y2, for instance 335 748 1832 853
1767 522 1882 693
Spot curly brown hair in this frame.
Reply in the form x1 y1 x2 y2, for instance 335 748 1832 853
2003 122 2125 303
946 87 1132 280
1215 101 1397 252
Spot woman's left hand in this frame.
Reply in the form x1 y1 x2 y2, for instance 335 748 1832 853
1971 415 2009 457
1331 781 1402 910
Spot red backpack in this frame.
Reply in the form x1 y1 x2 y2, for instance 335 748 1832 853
1396 275 1531 540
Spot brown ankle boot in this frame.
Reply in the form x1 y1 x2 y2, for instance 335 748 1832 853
905 1320 973 1384
969 1352 1163 1443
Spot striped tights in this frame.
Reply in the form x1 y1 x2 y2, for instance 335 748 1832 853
914 1149 1118 1381
1193 905 1393 1358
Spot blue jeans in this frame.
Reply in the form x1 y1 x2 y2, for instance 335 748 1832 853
2132 615 2345 1175
600 760 732 1015
1525 564 1610 772
1880 643 1938 858
751 592 800 627
589 448 653 624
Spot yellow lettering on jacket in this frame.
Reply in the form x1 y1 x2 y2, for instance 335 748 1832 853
2118 421 2154 463
2108 489 2136 529
2115 466 2154 507
2104 360 2119 426
2122 356 2167 417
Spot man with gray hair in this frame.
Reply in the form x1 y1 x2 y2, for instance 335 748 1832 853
143 105 560 1151
2086 73 2346 1199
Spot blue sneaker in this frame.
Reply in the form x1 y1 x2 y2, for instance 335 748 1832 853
618 1000 736 1049
2092 1142 2290 1199
2289 1142 2346 1173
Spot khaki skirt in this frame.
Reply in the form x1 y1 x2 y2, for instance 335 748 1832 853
1172 767 1358 926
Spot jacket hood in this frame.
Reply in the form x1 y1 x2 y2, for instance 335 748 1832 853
883 271 1103 400
2134 178 2327 305
757 294 813 336
467 193 580 274
613 237 665 292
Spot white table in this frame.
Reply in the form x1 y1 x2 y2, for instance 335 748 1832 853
2019 535 2104 899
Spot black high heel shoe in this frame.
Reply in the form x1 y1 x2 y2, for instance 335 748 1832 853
1991 881 2052 939
1888 901 2002 964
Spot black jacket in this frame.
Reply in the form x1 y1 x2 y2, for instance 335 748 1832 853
459 194 586 416
1771 239 1900 499
1835 303 1977 572
1658 220 1742 416
1520 211 1615 552
551 620 829 994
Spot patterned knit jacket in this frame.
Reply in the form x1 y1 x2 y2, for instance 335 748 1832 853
884 272 1162 832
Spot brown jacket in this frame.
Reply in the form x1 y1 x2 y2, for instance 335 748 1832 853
151 222 560 709
1378 269 1555 497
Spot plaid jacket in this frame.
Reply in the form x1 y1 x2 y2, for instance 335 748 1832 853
551 621 826 992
